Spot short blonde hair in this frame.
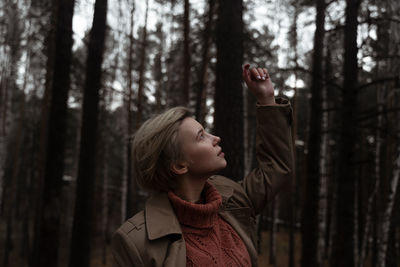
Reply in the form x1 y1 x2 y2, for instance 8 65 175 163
132 107 191 193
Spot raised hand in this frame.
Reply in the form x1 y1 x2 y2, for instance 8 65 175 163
242 63 276 105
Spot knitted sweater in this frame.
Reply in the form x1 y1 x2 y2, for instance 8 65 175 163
168 182 251 267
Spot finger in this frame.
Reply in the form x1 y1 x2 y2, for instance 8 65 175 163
242 64 251 83
263 68 270 79
250 68 262 80
257 68 266 80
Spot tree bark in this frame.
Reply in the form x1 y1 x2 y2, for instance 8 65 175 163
32 0 75 266
69 0 108 266
215 0 244 180
358 87 385 267
301 1 326 266
153 22 164 112
135 0 149 129
377 147 400 267
332 0 361 266
195 0 215 125
183 0 190 104
125 1 135 220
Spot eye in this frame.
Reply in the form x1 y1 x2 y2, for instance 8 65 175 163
199 132 205 139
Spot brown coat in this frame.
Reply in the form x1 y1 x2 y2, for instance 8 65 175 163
111 99 293 267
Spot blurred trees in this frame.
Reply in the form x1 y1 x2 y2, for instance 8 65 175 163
0 0 399 266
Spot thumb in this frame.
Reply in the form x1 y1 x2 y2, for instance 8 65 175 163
242 64 251 83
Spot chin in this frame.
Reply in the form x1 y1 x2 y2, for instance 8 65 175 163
220 161 227 169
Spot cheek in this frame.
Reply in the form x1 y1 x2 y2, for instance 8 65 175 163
188 148 212 164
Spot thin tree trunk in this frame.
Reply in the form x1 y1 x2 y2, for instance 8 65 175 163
30 2 56 266
359 88 385 267
323 42 333 261
69 0 108 266
0 0 22 216
332 0 361 266
195 0 215 125
125 1 135 220
317 69 328 266
289 54 299 267
376 113 400 267
302 0 326 266
102 143 109 265
377 153 400 267
153 22 164 112
32 0 75 265
135 0 149 129
183 0 190 104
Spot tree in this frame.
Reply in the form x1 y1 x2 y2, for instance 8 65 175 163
135 0 149 129
301 0 326 266
214 0 244 180
69 0 108 266
32 0 76 266
195 0 215 125
183 0 190 104
332 0 362 266
125 1 136 220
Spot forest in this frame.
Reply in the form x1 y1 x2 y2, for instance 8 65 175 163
0 0 399 266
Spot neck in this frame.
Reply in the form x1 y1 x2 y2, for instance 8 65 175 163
173 174 209 203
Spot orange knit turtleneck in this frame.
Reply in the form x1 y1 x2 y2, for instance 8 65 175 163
168 182 251 267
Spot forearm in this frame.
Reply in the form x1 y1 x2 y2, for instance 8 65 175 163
242 97 294 214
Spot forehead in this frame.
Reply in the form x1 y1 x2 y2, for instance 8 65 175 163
179 117 203 137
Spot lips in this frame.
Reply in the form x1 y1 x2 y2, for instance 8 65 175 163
217 149 224 157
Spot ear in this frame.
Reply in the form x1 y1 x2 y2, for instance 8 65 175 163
170 161 188 175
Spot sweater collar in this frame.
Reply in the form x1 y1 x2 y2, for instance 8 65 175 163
144 175 233 240
167 182 222 229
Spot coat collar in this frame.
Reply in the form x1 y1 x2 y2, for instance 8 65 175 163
145 193 182 240
144 176 234 241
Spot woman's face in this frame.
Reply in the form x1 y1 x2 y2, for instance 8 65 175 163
177 117 227 177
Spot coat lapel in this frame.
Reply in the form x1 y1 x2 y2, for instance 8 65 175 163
145 193 182 240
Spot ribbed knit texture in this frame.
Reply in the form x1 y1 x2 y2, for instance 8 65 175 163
168 182 251 267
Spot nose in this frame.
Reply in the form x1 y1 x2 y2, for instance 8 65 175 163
212 135 221 146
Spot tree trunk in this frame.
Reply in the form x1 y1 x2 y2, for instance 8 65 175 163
332 0 361 266
153 22 164 112
358 87 385 267
0 0 22 216
183 0 190 104
318 51 329 264
301 1 325 266
195 0 215 125
135 0 149 129
32 0 75 266
215 0 244 180
377 148 400 267
125 1 135 220
69 0 108 266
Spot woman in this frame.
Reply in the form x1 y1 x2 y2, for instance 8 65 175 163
111 64 293 267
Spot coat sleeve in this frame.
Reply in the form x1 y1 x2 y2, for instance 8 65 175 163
241 97 294 215
111 228 145 267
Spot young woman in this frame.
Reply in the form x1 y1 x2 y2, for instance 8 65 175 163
111 64 294 267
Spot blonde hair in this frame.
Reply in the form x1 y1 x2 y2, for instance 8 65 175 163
132 107 191 193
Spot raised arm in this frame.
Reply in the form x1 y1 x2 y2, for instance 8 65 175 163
241 64 294 215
